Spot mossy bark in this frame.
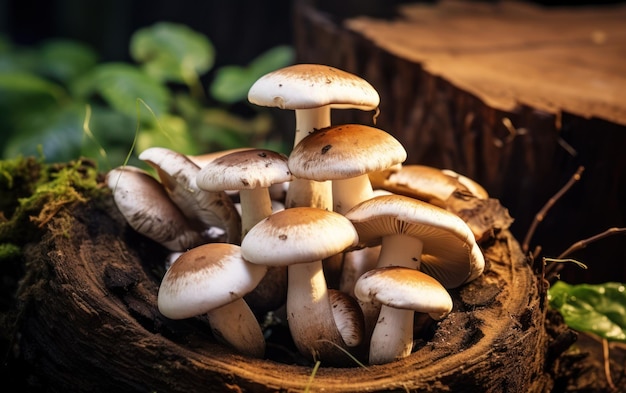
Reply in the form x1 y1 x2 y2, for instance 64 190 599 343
3 188 562 392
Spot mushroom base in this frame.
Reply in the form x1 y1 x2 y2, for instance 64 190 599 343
3 192 580 392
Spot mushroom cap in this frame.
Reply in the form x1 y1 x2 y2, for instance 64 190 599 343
157 243 267 319
240 207 359 266
248 64 380 111
345 194 485 288
106 165 206 251
288 124 407 181
354 266 453 320
441 169 489 199
138 146 242 243
196 149 293 191
368 164 472 208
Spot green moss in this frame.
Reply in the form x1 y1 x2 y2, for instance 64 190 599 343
0 156 106 256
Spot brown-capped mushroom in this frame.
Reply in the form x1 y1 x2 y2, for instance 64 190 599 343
248 64 380 209
138 147 242 244
157 243 267 358
196 148 292 238
354 266 453 365
369 164 513 242
106 166 207 251
240 207 359 365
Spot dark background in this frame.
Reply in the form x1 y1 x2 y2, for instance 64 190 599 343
3 1 621 69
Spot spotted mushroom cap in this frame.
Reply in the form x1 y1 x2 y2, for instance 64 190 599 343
157 243 267 320
288 124 407 181
248 64 380 111
240 207 359 266
354 266 453 320
345 194 485 288
196 148 293 191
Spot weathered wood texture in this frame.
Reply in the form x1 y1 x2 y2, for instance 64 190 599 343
293 0 626 284
7 195 557 392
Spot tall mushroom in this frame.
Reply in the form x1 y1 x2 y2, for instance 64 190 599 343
240 207 359 365
157 243 267 358
248 64 380 209
288 123 406 295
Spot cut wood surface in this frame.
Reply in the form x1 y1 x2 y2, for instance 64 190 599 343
294 0 626 285
345 0 626 126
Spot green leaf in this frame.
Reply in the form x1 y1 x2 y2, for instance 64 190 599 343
210 45 294 104
0 71 67 104
248 45 295 76
130 22 214 84
548 281 626 342
36 39 98 83
2 104 86 163
136 114 200 156
71 63 170 118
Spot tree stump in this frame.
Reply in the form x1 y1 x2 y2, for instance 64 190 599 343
7 191 559 392
293 0 626 284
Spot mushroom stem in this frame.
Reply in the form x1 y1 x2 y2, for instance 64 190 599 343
287 107 332 209
377 234 424 269
206 298 266 358
368 303 415 365
367 234 424 363
333 174 375 215
286 260 346 361
239 187 273 239
294 107 331 146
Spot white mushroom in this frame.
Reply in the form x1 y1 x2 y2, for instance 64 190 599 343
196 148 293 238
354 266 453 365
106 166 206 251
345 194 485 289
138 146 242 244
157 243 267 358
240 207 359 365
248 64 380 209
288 124 407 215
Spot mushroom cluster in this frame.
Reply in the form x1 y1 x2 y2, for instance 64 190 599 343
106 63 501 367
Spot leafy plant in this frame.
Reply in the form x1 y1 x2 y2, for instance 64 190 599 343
0 22 294 170
548 280 626 343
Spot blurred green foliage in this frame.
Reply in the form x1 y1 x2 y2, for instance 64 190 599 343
0 22 294 170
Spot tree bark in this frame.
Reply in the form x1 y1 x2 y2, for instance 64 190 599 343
5 191 561 392
293 0 626 285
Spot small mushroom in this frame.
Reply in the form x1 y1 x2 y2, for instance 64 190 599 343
328 289 365 348
157 243 267 358
106 166 207 251
139 146 242 244
354 266 453 365
240 207 359 365
196 148 293 238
